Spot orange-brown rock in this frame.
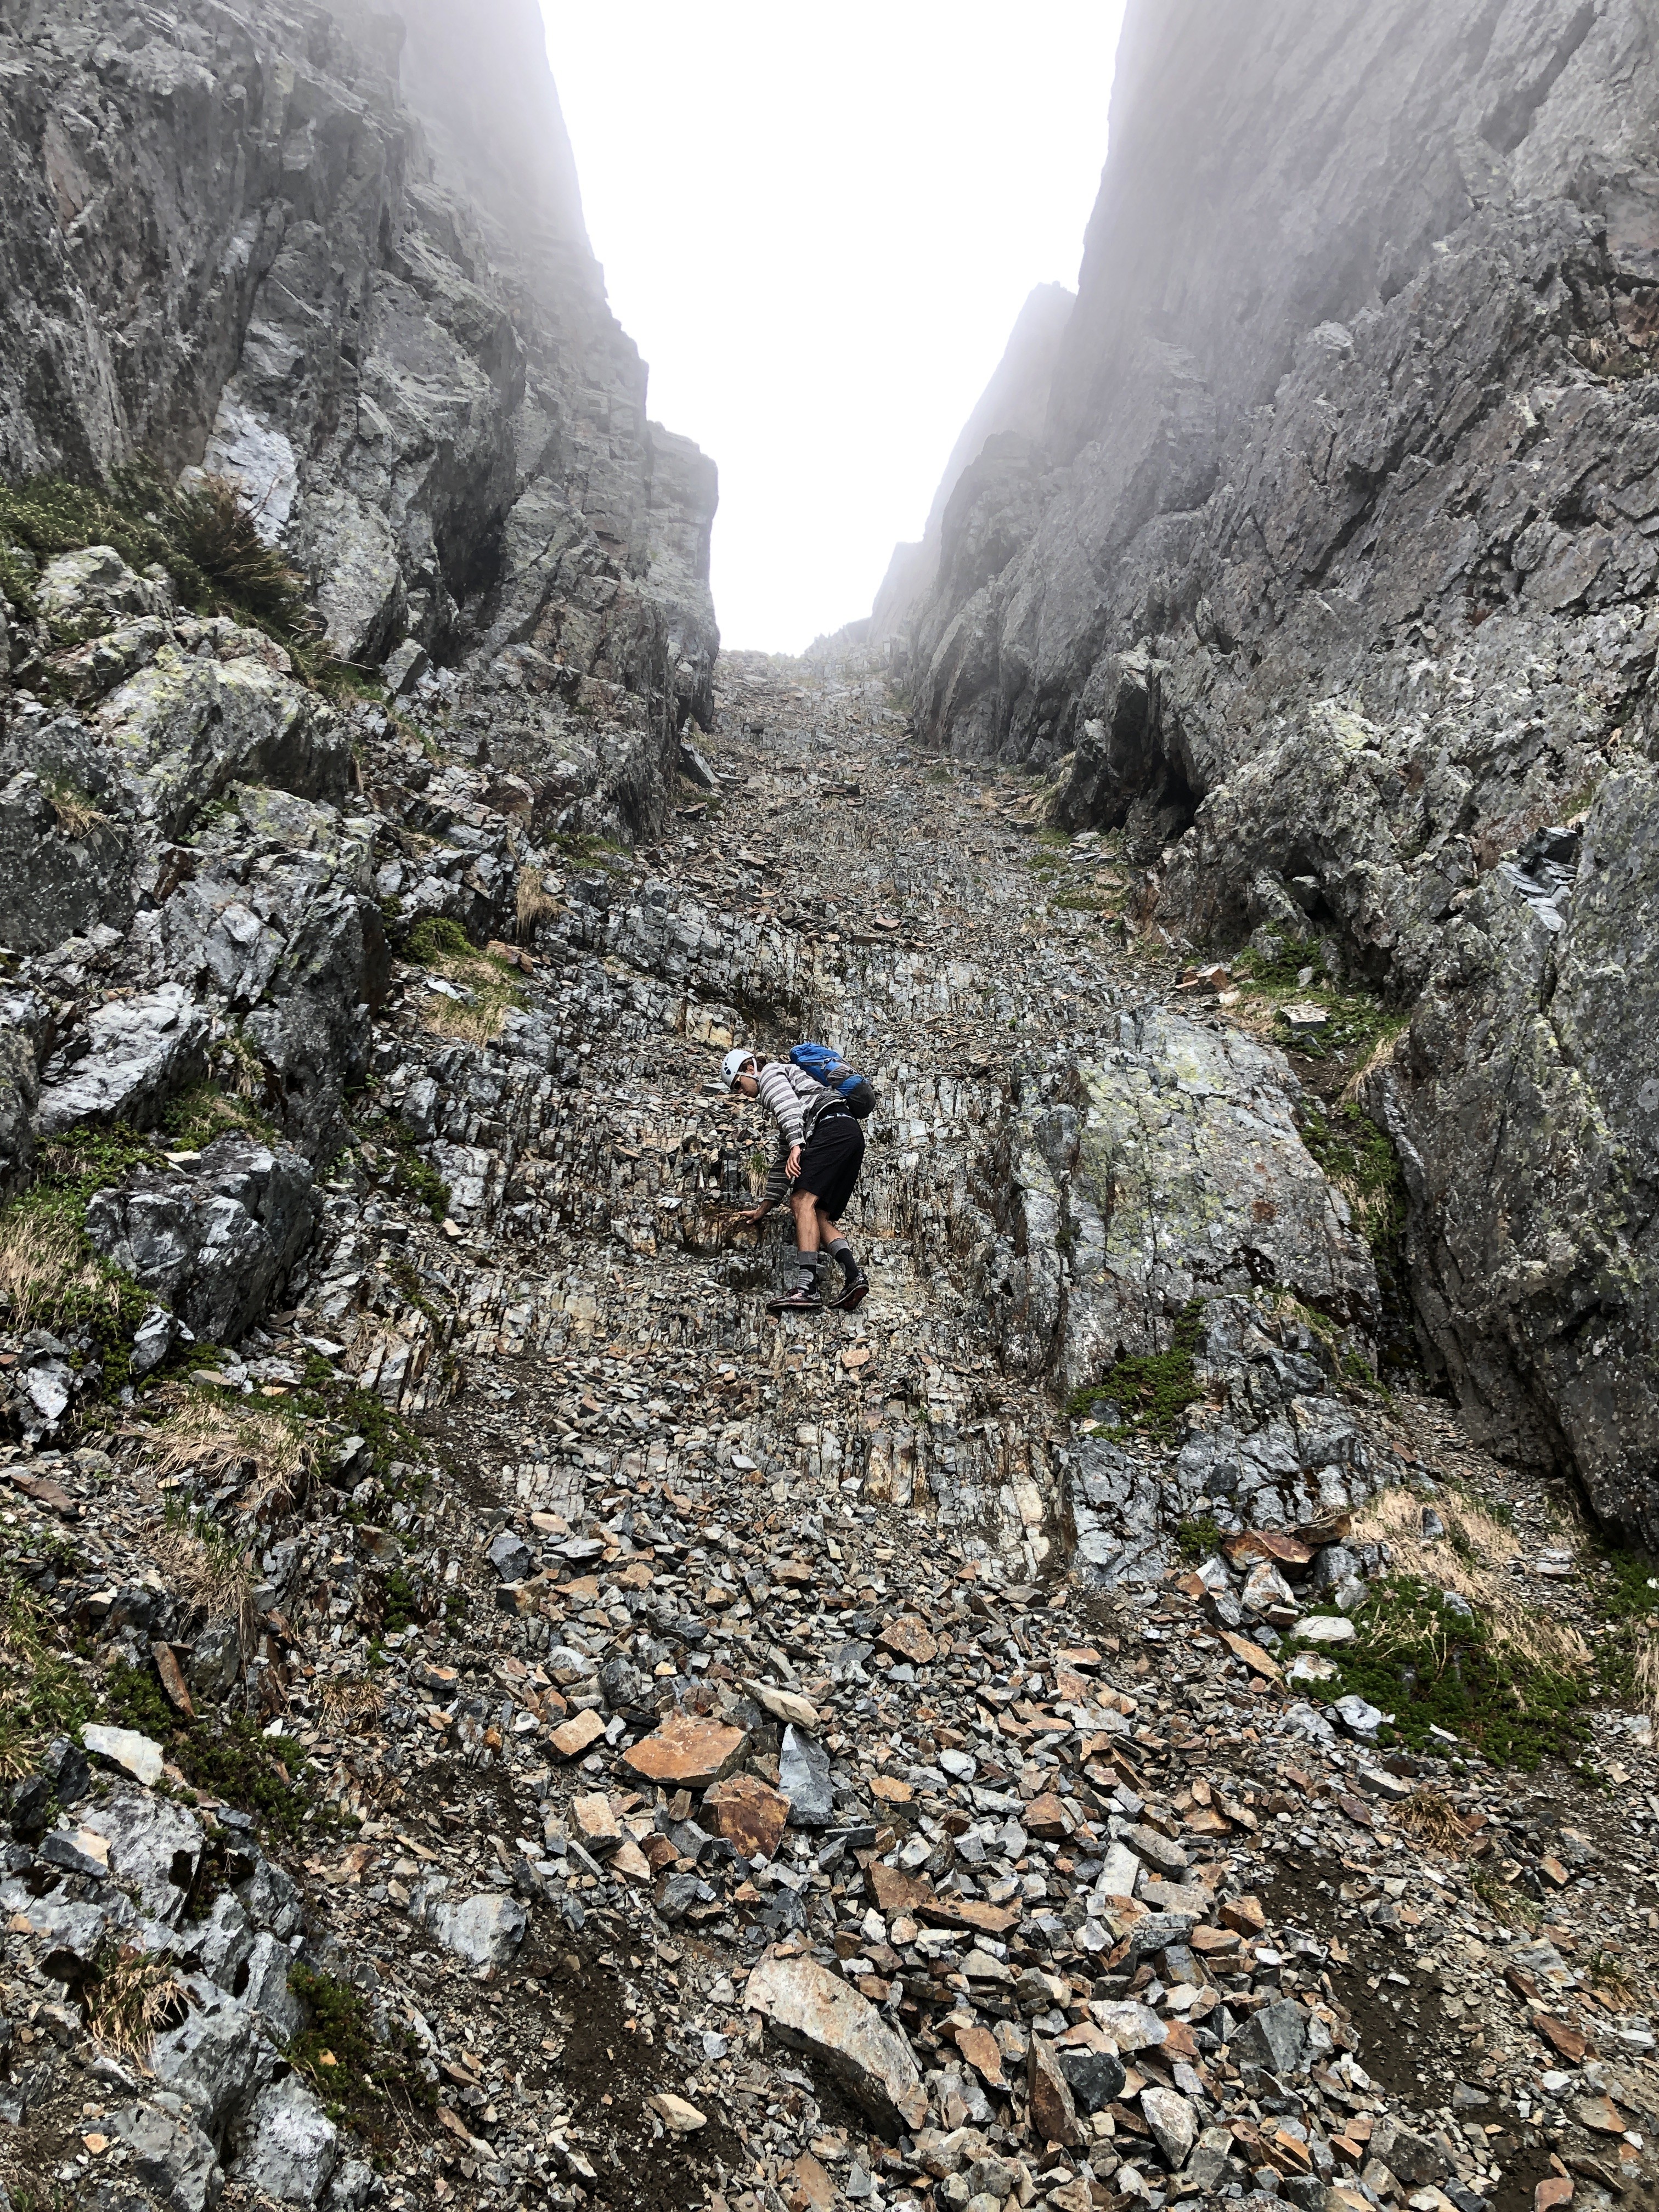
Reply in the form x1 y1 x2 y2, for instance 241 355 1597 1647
621 1712 749 1790
877 1616 938 1664
703 1772 791 1859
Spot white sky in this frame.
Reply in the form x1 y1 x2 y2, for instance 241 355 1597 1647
541 2 1127 653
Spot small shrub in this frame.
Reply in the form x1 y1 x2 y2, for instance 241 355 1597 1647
287 1965 436 2146
1176 1515 1222 1562
1307 1577 1589 1769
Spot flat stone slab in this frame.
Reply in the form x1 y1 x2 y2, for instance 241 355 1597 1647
620 1713 749 1790
81 1724 163 1787
745 1951 927 2130
1291 1613 1357 1644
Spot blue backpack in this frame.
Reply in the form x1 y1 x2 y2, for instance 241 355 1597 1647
790 1041 877 1119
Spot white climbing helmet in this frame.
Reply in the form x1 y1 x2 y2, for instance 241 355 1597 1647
722 1047 757 1091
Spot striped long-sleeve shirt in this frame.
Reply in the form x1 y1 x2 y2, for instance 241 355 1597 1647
754 1059 838 1206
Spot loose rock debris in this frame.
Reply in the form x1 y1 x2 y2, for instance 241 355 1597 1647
1 653 1656 2212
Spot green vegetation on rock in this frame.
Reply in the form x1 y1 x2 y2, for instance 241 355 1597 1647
287 1963 436 2149
0 467 318 664
1308 1577 1588 1769
1066 1299 1207 1442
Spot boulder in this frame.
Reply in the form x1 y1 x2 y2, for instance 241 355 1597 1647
0 770 133 952
1231 1996 1309 2077
80 1788 202 1922
150 1982 276 2127
36 983 207 1133
109 2100 224 2212
744 1950 927 2132
84 1134 314 1342
98 650 351 840
431 1891 526 1967
230 2075 338 2207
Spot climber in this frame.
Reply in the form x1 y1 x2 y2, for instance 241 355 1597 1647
723 1047 868 1314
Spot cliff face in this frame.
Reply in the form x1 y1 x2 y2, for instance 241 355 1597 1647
896 0 1659 1540
0 0 717 746
868 280 1074 650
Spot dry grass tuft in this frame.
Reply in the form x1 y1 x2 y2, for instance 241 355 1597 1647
319 1674 386 1725
150 1392 306 1515
1340 1023 1408 1105
419 953 523 1045
83 1944 187 2061
1394 1787 1470 1853
0 1211 127 1330
152 1510 256 1655
515 864 561 941
1353 1486 1592 1682
43 780 106 839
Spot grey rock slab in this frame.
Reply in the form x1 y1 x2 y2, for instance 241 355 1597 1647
80 1787 203 1922
85 1133 315 1343
241 1929 303 2038
230 2075 339 2208
487 1527 534 1583
432 1890 526 1966
37 983 208 1135
1118 1822 1188 1874
744 1951 927 2131
1231 1995 1309 2077
1142 2084 1199 2170
81 1723 164 1786
0 770 134 953
109 2101 224 2212
779 1723 835 1827
151 1983 275 2128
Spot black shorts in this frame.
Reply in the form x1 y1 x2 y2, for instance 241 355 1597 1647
795 1114 864 1221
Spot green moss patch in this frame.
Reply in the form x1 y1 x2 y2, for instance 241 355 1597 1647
1066 1300 1207 1442
1308 1578 1588 1770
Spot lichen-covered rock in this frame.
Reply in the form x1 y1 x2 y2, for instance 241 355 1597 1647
1383 765 1659 1541
99 651 351 840
990 1007 1379 1391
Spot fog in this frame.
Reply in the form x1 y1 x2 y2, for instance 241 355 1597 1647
541 1 1127 652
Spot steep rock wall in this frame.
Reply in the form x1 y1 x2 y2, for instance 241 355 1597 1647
0 0 717 780
868 280 1074 650
894 0 1659 1539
